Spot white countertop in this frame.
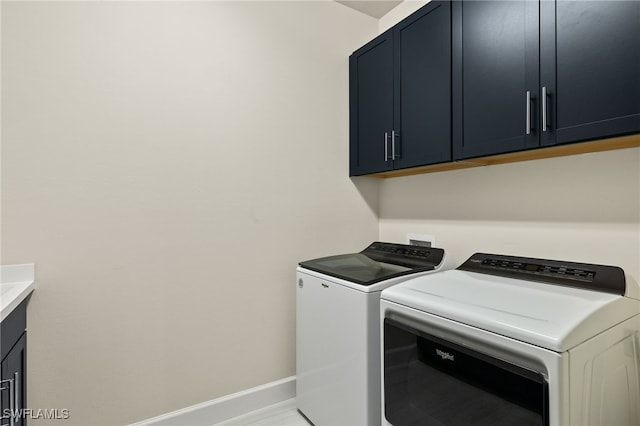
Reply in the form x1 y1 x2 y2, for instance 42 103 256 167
1 264 35 322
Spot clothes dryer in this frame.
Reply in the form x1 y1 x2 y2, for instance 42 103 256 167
381 253 640 426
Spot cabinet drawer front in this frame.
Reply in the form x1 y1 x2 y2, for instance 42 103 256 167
1 300 26 362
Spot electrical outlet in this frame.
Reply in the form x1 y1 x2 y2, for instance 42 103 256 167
406 233 435 247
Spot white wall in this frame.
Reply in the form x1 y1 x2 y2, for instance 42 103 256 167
379 147 640 281
1 1 378 424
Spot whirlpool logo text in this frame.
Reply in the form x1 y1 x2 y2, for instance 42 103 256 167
435 348 455 362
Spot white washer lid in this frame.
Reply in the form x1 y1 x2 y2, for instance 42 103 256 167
381 269 640 352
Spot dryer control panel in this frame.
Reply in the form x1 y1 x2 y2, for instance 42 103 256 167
458 253 626 295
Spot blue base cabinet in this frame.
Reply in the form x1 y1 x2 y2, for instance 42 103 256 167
1 300 28 426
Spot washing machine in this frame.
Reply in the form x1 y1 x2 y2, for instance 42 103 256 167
296 242 453 426
380 252 640 426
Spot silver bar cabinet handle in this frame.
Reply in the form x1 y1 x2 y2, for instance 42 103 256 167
391 130 397 159
384 132 389 161
526 90 532 135
13 372 19 426
541 86 548 132
8 376 15 426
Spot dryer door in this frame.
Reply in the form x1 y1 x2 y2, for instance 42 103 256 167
384 318 549 425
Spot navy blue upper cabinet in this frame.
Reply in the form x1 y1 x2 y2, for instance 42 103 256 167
452 1 540 160
350 1 451 176
542 1 640 147
454 0 640 160
349 31 394 176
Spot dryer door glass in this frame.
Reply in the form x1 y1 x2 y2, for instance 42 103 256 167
383 319 549 425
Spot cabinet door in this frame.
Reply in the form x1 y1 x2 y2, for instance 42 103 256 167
349 31 394 176
1 334 26 426
541 0 640 146
453 0 540 160
393 1 451 169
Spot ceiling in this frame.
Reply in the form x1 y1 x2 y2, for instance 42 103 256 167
336 0 404 19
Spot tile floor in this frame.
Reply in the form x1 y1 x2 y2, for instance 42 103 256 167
213 399 309 426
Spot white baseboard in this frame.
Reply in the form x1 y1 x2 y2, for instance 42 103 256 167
130 376 296 426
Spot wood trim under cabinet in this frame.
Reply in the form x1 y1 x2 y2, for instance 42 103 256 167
367 133 640 178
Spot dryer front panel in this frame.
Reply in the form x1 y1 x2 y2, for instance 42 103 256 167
384 317 547 425
380 301 567 426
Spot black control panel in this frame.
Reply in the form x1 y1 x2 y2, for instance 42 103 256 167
299 242 446 286
458 253 626 295
363 242 445 269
